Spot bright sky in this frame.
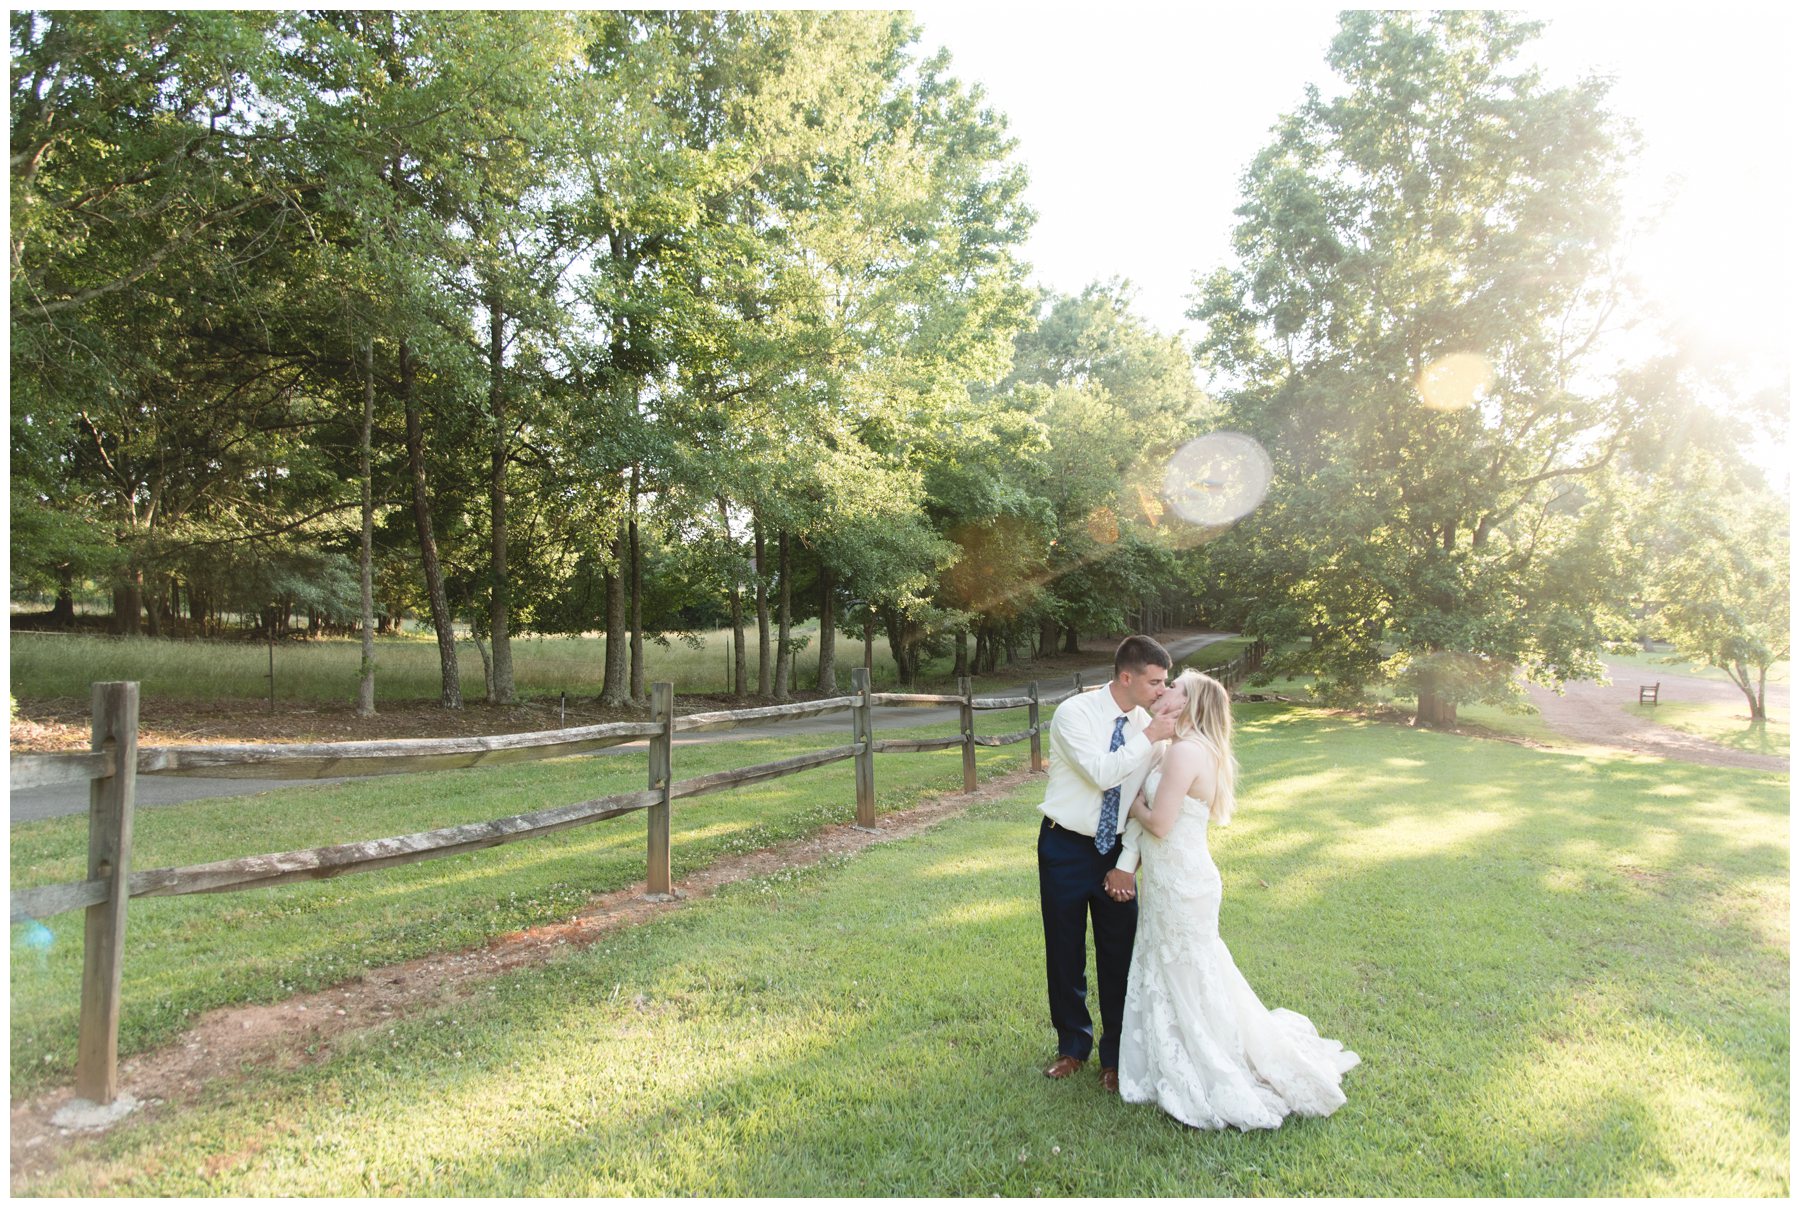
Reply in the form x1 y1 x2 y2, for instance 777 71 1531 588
911 5 1796 378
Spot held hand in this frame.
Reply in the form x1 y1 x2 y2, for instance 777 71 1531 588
1143 710 1177 743
1143 689 1184 742
1103 868 1137 902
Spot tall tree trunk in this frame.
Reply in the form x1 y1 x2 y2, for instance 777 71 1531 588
815 565 836 693
486 294 515 704
629 466 645 703
600 520 629 707
402 341 461 709
51 567 75 626
118 570 143 636
357 336 377 717
1039 616 1058 659
1730 659 1767 721
773 529 793 701
1416 662 1457 727
719 498 747 697
728 583 748 696
955 629 970 678
754 518 771 697
885 610 917 688
1062 624 1079 654
474 634 494 701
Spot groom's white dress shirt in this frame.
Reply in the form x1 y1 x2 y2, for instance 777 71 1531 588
1040 684 1159 875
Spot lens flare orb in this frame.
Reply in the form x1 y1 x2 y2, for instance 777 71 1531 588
1162 433 1273 526
1417 352 1494 411
1085 506 1120 544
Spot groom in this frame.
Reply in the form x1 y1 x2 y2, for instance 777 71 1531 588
1037 634 1178 1093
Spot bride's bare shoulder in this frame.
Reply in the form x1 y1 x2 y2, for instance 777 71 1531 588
1162 736 1211 770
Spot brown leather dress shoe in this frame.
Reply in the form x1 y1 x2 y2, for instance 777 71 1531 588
1043 1055 1085 1079
1099 1067 1120 1094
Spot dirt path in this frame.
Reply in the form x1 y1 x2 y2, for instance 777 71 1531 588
1525 663 1787 773
9 766 1042 1184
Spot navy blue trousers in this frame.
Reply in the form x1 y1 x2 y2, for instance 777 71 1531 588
1038 817 1137 1068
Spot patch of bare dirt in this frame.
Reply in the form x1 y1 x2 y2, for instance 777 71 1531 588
8 766 1042 1185
1525 674 1788 773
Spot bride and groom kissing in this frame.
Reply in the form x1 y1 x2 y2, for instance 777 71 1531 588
1036 635 1359 1130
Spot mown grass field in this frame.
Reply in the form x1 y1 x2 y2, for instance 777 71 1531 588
1627 700 1790 756
9 624 1110 704
10 703 1787 1195
1605 647 1789 685
9 712 1032 1101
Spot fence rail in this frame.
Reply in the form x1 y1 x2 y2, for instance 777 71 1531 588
9 750 117 790
9 639 1263 1106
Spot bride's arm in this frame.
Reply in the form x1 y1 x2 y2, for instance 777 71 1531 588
1136 742 1205 839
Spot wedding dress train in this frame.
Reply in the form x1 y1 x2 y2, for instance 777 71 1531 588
1119 772 1359 1130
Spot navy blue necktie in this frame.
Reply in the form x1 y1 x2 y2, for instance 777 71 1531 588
1096 715 1128 852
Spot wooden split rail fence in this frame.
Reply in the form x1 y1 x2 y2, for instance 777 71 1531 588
9 644 1262 1106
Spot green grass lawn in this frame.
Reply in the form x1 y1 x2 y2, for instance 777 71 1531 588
1181 635 1256 670
8 711 1031 1101
1604 648 1789 686
1628 700 1790 756
8 626 889 702
11 705 1788 1195
1242 667 1570 748
11 624 1219 705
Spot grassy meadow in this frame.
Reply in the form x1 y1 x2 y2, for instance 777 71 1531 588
9 626 861 703
9 702 1788 1195
8 624 1114 704
9 712 1033 1101
1627 700 1790 756
1605 646 1789 686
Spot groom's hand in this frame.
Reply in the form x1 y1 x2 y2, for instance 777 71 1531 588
1103 868 1136 902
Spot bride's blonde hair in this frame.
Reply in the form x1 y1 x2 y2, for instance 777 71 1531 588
1169 669 1237 825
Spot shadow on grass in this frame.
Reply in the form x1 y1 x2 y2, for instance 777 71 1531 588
13 704 1788 1195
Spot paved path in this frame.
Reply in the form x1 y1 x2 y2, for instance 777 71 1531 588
1524 660 1788 773
10 632 1236 824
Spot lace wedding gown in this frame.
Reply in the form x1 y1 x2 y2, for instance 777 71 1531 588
1119 766 1359 1130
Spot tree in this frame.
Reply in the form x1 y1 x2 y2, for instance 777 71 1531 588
997 283 1209 652
1641 466 1789 722
1193 11 1649 723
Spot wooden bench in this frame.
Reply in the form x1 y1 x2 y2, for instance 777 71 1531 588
1639 682 1660 705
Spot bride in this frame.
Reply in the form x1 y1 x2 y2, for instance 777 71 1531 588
1119 669 1359 1130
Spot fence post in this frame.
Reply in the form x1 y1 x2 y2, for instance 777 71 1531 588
1073 671 1084 693
645 682 674 900
75 681 139 1106
851 666 876 830
1027 680 1043 774
958 675 977 793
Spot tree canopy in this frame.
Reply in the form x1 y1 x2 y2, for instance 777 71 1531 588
12 10 1777 716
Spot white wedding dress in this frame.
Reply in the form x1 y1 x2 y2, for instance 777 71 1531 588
1119 765 1359 1130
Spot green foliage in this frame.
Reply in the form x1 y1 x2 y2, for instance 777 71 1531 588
9 11 1042 685
1193 12 1652 717
1639 466 1790 719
